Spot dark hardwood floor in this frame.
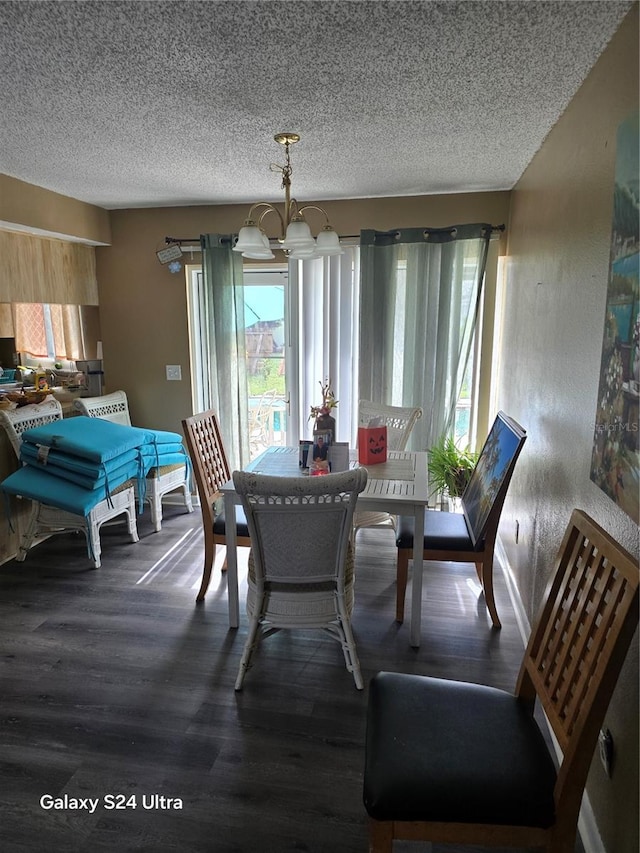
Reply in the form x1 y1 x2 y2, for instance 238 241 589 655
0 504 575 853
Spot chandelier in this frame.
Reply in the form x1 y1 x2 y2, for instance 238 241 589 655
233 133 343 260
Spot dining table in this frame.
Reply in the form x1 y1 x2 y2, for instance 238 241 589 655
220 445 430 647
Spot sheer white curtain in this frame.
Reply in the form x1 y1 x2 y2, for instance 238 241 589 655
287 246 360 445
199 234 250 468
359 225 492 452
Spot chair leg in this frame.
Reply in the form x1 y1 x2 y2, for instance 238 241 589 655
396 550 410 622
369 818 393 853
479 559 501 629
336 597 363 689
149 480 163 533
87 514 102 569
15 502 40 562
181 483 194 514
196 533 215 601
235 613 262 691
125 498 140 543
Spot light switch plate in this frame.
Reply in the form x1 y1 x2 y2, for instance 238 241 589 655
166 364 182 381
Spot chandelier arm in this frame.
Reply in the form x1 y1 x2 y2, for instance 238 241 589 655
296 204 332 226
247 202 286 239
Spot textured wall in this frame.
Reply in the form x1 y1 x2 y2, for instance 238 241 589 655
497 6 638 852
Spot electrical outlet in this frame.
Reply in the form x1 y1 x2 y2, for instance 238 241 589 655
165 365 182 381
598 728 613 777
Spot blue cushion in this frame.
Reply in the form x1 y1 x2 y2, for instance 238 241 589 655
138 443 186 458
0 465 134 516
364 671 557 827
21 454 140 492
144 427 184 445
140 450 188 476
20 442 140 479
21 416 149 462
396 509 481 551
122 425 183 446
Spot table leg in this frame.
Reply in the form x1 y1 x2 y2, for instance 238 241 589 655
223 492 240 628
410 505 425 647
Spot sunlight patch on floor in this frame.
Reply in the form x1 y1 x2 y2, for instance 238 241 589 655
135 527 199 585
452 576 484 614
188 544 250 593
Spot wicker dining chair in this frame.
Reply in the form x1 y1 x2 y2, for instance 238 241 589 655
75 390 193 531
354 400 422 538
233 467 368 690
0 398 138 567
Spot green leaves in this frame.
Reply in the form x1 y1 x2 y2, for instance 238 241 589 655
427 435 478 498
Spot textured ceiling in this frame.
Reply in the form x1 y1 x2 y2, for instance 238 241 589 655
0 1 633 210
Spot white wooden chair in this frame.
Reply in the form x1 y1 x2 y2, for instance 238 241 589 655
233 467 368 690
354 400 422 537
0 398 138 567
74 390 193 531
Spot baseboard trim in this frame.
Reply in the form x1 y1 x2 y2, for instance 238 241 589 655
495 538 605 853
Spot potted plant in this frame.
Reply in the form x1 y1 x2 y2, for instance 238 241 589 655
309 379 338 438
427 434 478 509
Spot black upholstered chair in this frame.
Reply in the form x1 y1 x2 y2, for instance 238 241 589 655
364 509 640 853
395 411 526 627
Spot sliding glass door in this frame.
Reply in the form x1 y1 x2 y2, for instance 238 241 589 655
243 267 289 457
188 265 289 459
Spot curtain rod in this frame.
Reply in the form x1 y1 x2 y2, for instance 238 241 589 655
163 235 361 247
165 224 505 247
365 224 505 237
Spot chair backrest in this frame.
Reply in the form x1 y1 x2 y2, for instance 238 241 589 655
74 390 131 425
358 400 423 451
461 411 527 547
516 508 639 823
233 468 368 585
182 410 231 513
0 398 63 459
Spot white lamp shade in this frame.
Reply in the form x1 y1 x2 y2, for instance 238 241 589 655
288 247 320 260
315 227 343 256
283 219 314 250
248 232 275 259
233 225 275 258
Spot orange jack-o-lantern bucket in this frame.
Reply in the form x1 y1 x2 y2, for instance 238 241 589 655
358 425 388 465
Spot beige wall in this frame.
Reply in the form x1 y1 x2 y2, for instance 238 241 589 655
96 193 510 434
0 174 111 246
497 6 638 852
